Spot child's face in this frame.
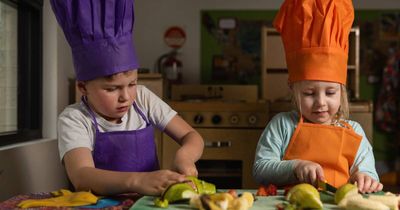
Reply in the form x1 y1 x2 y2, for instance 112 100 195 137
294 80 341 125
80 71 138 123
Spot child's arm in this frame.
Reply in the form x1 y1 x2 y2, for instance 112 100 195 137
253 112 299 186
349 122 382 193
63 147 186 196
163 115 204 176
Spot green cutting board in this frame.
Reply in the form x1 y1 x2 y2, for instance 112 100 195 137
130 190 341 210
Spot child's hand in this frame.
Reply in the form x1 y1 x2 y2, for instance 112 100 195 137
134 170 186 196
293 160 325 186
173 158 198 177
350 172 383 193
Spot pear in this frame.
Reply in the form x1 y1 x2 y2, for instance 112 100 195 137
334 183 359 204
285 183 323 209
190 192 254 210
154 177 216 208
161 182 197 203
344 196 390 210
187 176 216 194
367 195 399 210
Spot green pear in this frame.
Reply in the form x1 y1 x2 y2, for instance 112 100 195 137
187 176 216 194
162 182 198 203
334 183 359 204
154 177 216 208
285 183 323 209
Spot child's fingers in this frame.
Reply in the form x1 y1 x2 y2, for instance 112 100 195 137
356 175 365 193
315 166 325 182
368 180 380 193
308 170 317 186
363 177 372 193
376 183 384 191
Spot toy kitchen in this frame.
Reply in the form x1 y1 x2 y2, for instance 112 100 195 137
159 26 373 190
161 85 269 189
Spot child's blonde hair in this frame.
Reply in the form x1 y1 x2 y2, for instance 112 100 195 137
291 82 349 123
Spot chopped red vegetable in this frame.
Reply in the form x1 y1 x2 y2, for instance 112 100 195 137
256 184 277 196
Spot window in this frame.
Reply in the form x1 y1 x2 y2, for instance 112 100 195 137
0 0 43 146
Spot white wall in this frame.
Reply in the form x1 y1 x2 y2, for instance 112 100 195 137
43 0 74 138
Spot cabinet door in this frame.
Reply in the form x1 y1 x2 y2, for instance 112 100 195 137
162 128 262 189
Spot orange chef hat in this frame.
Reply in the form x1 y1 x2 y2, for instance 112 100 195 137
273 0 354 85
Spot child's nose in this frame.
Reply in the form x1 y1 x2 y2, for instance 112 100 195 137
118 88 130 102
315 94 326 106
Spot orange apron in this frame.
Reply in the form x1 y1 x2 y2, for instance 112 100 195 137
283 116 362 187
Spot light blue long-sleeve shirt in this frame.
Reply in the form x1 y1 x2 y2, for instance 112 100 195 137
252 111 379 186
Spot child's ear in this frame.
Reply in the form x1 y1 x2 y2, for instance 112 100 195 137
77 81 87 95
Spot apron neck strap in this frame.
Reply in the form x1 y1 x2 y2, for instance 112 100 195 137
132 102 151 125
82 96 101 131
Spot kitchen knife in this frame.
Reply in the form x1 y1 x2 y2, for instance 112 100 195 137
317 180 337 193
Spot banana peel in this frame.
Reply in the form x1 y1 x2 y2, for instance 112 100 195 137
18 189 99 208
154 176 216 208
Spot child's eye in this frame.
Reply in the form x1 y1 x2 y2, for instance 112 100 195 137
302 92 314 96
326 91 336 95
105 87 117 92
128 83 137 87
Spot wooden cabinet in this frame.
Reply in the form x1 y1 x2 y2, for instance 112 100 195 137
261 27 360 101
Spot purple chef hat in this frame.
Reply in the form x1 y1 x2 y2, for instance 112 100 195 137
50 0 139 81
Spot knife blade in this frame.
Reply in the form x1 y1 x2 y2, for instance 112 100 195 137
317 180 337 193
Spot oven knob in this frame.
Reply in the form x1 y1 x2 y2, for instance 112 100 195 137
211 115 222 125
193 114 204 124
248 114 258 125
229 114 239 124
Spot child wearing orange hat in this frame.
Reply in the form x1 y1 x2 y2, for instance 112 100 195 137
51 0 204 196
253 0 382 193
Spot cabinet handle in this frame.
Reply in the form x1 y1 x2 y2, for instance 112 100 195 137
205 141 232 148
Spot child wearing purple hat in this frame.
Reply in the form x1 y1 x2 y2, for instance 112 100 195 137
51 0 204 196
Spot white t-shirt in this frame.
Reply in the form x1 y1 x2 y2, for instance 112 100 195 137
57 85 177 161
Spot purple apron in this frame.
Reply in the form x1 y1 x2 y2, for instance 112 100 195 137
83 98 159 172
